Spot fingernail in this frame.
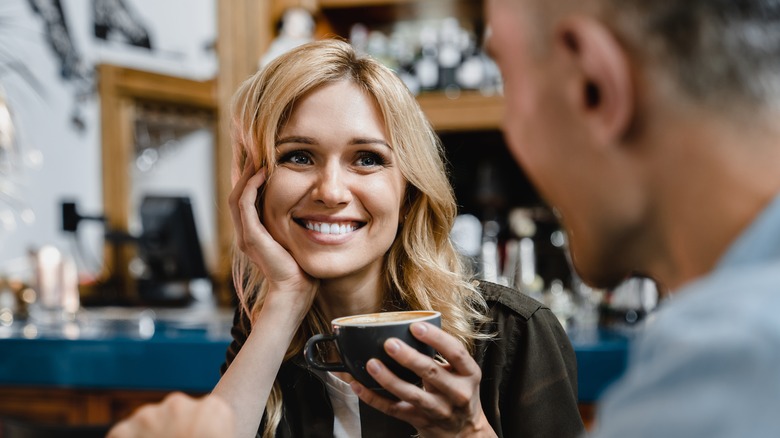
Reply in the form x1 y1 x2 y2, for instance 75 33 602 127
386 338 400 354
350 381 363 395
411 322 428 336
367 359 380 374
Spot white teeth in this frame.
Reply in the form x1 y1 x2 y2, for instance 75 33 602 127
305 221 356 235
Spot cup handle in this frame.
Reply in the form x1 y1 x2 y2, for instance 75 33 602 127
304 333 347 372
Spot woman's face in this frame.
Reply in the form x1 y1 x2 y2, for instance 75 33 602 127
262 80 407 281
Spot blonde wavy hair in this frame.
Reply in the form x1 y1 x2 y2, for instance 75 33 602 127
230 39 489 437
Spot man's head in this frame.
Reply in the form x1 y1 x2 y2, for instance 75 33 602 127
600 0 780 109
486 0 780 289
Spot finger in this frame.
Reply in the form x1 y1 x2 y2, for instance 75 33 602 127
106 420 135 438
237 169 267 234
229 163 260 244
363 358 450 419
228 160 257 210
379 338 462 402
238 170 284 256
349 380 425 425
384 330 481 406
232 168 272 253
161 391 195 416
108 403 161 437
410 322 481 378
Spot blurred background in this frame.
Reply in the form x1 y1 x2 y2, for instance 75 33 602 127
0 0 654 433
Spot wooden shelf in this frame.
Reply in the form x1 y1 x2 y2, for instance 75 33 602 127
99 64 217 109
318 0 417 7
417 91 504 132
315 0 483 32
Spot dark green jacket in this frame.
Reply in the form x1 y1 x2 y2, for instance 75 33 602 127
221 281 584 437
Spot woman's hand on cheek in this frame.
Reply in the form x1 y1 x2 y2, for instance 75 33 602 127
229 163 318 315
350 323 497 438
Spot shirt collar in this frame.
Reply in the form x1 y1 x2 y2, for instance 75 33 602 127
715 192 780 271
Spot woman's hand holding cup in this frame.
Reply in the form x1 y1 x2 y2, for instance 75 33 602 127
350 322 497 438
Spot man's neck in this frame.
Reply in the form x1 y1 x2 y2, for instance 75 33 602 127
641 107 780 290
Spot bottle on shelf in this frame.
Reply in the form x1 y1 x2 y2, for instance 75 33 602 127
505 208 544 299
415 24 440 93
347 17 500 97
450 213 483 276
437 17 464 96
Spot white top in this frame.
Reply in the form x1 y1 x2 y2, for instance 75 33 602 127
321 371 361 438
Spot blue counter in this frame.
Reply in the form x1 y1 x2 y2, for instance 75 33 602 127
570 328 630 402
0 309 630 401
0 336 230 392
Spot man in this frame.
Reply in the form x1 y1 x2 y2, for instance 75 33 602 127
111 0 780 436
485 0 780 436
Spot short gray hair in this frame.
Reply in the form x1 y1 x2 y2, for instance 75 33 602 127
603 0 780 108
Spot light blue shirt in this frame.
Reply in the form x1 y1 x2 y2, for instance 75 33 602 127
590 193 780 437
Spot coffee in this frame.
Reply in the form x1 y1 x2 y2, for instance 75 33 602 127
304 310 441 397
336 311 437 325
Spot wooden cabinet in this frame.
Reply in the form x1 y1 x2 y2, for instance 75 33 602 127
0 386 205 426
0 386 593 430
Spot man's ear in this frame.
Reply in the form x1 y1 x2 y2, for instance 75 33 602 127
555 17 633 146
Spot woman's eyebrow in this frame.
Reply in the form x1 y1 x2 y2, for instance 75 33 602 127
351 137 391 149
276 136 391 149
275 136 315 146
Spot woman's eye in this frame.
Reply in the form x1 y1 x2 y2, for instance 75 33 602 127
356 152 385 167
279 151 312 165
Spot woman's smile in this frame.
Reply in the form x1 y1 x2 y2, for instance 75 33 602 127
301 220 359 236
293 216 365 240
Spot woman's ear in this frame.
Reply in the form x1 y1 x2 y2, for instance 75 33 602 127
555 16 634 146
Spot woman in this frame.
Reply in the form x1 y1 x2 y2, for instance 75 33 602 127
214 39 583 438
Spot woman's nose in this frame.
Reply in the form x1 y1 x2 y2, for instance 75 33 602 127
312 165 353 207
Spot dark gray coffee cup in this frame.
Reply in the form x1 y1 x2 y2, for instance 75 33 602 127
304 310 441 396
